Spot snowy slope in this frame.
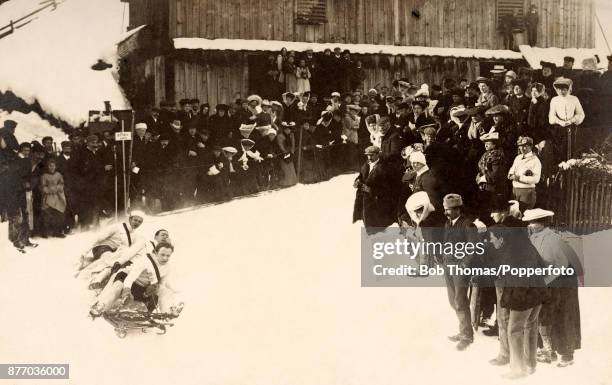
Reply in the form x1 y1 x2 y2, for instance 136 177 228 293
0 175 611 385
0 0 129 126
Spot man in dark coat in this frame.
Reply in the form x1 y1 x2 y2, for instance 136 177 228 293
6 143 36 251
442 193 479 351
77 135 105 230
0 120 19 153
352 146 396 234
55 141 78 232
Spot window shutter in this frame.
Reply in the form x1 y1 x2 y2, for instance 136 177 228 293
497 0 526 29
296 0 327 25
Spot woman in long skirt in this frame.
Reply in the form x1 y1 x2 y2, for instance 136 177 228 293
276 122 298 187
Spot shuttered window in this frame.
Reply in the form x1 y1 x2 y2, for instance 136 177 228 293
497 0 526 30
295 0 327 25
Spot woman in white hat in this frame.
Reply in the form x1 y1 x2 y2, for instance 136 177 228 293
523 209 582 368
548 77 585 161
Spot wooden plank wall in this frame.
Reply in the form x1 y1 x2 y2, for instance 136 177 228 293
164 0 595 49
144 56 166 107
172 55 249 109
170 52 480 108
530 0 595 48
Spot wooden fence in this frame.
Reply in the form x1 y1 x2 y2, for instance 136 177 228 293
548 169 612 235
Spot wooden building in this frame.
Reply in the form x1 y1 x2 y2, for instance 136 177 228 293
121 0 597 109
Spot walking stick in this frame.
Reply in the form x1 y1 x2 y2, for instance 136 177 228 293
113 145 118 221
121 120 127 215
567 125 573 160
297 124 304 182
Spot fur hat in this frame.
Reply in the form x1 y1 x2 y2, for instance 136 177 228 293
408 151 427 165
443 193 463 209
364 146 381 155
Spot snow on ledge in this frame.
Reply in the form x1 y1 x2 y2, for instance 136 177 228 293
174 38 524 60
0 0 129 127
519 45 610 69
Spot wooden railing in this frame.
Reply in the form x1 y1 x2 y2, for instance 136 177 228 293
547 168 612 235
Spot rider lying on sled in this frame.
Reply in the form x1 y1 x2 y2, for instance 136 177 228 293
90 241 180 316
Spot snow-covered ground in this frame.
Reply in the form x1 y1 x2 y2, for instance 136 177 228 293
0 174 611 385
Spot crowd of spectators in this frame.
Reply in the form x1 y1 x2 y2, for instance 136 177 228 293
1 51 611 254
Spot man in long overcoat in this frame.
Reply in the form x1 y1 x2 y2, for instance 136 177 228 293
352 146 396 234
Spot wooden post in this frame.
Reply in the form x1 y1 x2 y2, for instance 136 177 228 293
296 123 304 182
113 145 118 221
125 110 135 213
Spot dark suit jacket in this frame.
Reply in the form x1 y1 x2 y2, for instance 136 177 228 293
352 162 395 228
443 214 479 266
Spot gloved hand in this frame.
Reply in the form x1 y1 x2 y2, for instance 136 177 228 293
110 262 122 275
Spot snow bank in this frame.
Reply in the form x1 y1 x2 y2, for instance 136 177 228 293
0 110 67 144
519 45 610 70
0 0 129 127
174 37 525 60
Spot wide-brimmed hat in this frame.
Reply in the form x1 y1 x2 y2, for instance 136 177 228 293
485 104 510 116
261 99 271 107
255 124 272 134
540 61 556 70
239 123 256 138
222 146 237 155
553 77 573 88
480 132 500 142
240 138 255 148
490 65 507 74
420 124 437 136
522 208 554 222
505 70 517 79
271 101 282 108
517 136 534 146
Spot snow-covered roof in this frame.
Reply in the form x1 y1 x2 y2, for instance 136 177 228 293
174 38 525 60
519 45 610 70
1 110 68 144
0 0 129 127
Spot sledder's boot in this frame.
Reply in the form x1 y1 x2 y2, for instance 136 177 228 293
89 303 104 318
170 302 184 316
